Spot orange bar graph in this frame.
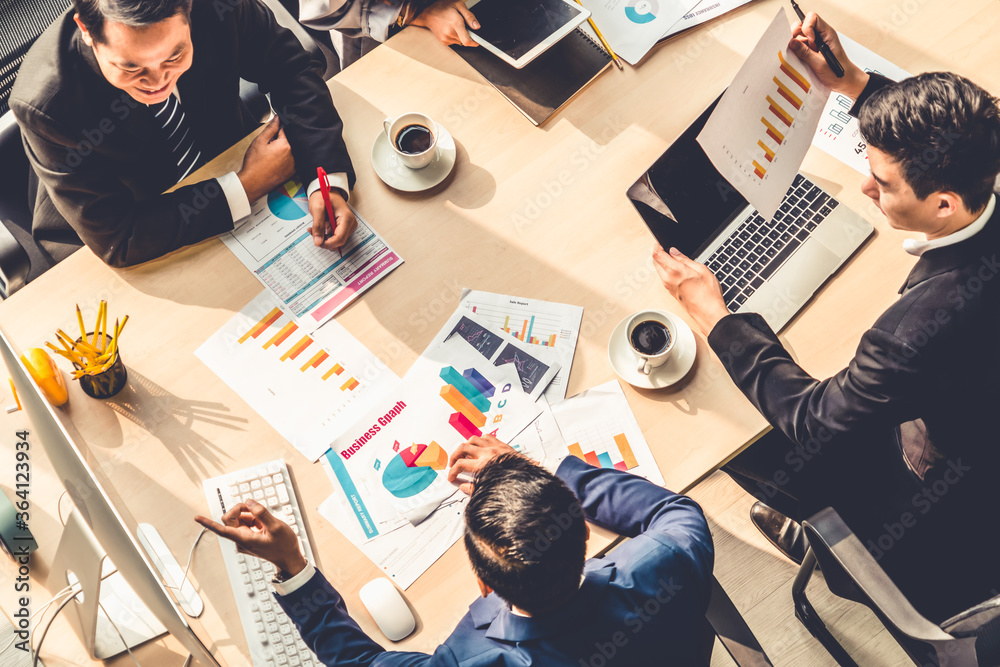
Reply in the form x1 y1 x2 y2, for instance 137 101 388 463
568 443 585 461
614 434 638 469
766 95 793 127
583 451 600 467
340 377 359 391
549 334 557 347
757 140 775 162
321 364 342 381
778 51 810 93
773 76 802 109
440 385 487 427
300 350 328 372
753 160 767 179
280 335 312 361
519 319 528 341
503 315 510 333
238 307 282 343
761 117 785 144
264 321 298 349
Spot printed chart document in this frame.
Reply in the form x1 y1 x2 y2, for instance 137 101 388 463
458 289 583 402
578 0 698 65
196 291 399 462
659 0 755 41
811 36 911 174
222 179 403 332
550 380 664 485
317 339 541 588
422 308 562 401
697 9 830 219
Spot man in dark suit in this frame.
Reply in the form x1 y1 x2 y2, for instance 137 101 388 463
654 12 1000 623
11 0 356 267
196 435 716 665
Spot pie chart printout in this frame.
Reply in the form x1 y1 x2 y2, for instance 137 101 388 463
382 442 448 498
267 180 310 221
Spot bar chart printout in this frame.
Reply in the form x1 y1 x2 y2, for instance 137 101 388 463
551 380 664 485
195 291 399 461
460 289 584 402
696 8 829 219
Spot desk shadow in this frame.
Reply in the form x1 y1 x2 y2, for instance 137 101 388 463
99 370 244 483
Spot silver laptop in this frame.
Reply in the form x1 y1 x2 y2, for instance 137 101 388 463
627 95 874 331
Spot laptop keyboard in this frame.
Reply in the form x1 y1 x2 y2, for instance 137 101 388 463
705 174 839 310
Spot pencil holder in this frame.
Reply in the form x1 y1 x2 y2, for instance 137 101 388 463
74 335 128 399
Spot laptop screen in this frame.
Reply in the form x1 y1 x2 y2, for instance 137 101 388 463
627 94 750 258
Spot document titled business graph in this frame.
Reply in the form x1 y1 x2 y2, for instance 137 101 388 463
195 291 400 461
222 179 403 332
697 9 830 219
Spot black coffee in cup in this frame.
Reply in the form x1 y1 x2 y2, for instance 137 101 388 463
395 124 433 154
630 320 671 355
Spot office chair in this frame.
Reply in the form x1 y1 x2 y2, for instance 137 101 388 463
792 507 1000 666
705 575 774 666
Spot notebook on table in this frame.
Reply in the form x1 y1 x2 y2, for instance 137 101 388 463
451 27 612 126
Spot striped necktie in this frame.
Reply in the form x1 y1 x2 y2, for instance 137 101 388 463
151 94 202 182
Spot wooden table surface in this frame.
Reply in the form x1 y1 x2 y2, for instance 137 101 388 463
2 0 998 663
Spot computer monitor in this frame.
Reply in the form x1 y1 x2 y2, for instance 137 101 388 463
0 326 222 666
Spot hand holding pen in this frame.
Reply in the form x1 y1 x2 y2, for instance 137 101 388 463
787 8 870 100
309 167 357 255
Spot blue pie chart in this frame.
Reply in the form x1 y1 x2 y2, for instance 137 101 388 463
382 452 438 498
267 181 310 221
625 0 657 23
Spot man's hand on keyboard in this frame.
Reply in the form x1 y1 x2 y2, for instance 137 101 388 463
653 244 731 336
195 499 308 577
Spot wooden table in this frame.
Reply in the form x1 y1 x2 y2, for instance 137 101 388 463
3 0 998 663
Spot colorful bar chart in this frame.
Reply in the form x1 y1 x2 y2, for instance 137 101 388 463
280 335 313 361
238 307 282 343
753 50 811 180
265 321 298 349
301 350 328 372
440 365 494 439
567 432 639 472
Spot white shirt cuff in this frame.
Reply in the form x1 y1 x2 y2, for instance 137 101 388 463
217 171 252 222
272 561 316 596
306 174 350 201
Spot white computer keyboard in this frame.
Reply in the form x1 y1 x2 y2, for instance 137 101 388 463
203 459 319 667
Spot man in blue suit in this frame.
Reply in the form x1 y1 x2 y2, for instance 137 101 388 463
196 435 715 665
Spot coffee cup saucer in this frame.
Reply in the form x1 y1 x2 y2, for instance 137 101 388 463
371 124 457 192
608 310 697 389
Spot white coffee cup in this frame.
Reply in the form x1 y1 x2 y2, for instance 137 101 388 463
626 310 676 375
383 112 439 170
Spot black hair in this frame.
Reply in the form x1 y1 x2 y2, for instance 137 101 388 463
859 72 1000 212
463 453 588 615
74 0 193 43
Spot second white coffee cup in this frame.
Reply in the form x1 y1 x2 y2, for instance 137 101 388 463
626 310 676 375
383 112 439 170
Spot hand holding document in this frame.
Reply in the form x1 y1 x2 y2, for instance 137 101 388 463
697 8 830 219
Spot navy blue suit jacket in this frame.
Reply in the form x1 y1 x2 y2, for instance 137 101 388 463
275 456 714 665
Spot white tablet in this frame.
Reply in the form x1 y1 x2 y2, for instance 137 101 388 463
465 0 591 69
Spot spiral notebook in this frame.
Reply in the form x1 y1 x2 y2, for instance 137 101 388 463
451 27 612 126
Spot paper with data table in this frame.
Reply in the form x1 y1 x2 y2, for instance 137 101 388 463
811 36 911 175
457 289 583 402
697 9 830 219
222 179 403 332
195 291 400 462
317 338 540 588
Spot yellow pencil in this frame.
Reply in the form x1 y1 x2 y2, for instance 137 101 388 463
100 300 108 351
115 314 129 343
574 0 623 70
76 305 88 341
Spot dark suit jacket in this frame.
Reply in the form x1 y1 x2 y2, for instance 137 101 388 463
10 0 355 267
709 74 999 619
275 456 715 666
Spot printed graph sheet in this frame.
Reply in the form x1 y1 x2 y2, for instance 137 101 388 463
697 8 830 219
222 178 403 332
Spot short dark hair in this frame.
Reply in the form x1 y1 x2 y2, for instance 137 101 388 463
74 0 193 44
463 453 587 615
859 72 1000 212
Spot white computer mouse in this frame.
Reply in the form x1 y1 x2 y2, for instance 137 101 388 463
359 578 416 641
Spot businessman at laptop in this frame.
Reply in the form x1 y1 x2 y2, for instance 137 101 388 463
654 13 1000 623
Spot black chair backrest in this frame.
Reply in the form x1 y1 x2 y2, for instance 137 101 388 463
0 0 72 115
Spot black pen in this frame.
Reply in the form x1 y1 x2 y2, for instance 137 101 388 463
790 0 845 78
